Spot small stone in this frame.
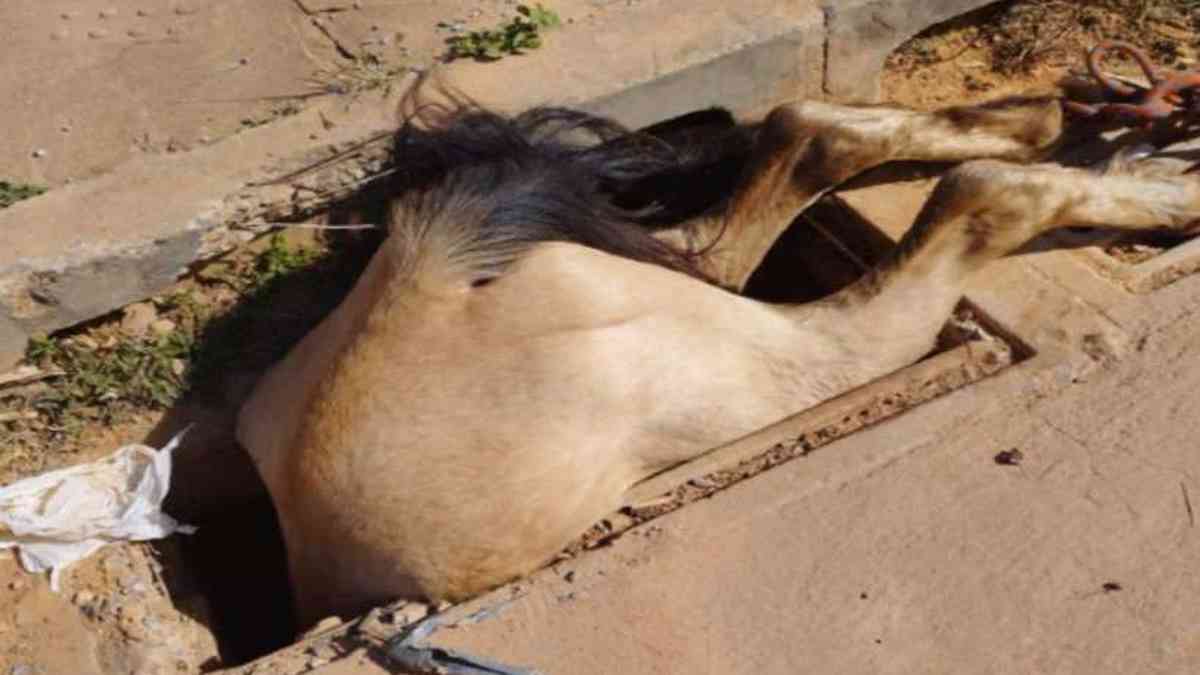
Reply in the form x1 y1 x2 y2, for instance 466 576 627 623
99 8 119 19
238 56 249 65
137 9 153 17
73 590 95 606
11 664 35 675
195 263 231 283
394 601 430 626
60 12 74 19
59 124 71 133
115 603 149 640
149 318 177 336
8 579 25 591
127 29 148 38
297 615 343 640
170 359 186 377
31 148 46 158
120 302 158 336
994 448 1024 466
50 29 69 40
87 28 109 39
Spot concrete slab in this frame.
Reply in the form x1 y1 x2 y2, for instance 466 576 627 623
0 0 993 368
1 0 341 186
821 0 997 101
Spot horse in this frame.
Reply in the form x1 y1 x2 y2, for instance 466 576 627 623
237 80 1200 627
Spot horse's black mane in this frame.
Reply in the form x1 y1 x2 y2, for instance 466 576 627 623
381 79 756 282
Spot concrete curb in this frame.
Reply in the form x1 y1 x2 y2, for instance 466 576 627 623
0 0 996 368
822 0 995 101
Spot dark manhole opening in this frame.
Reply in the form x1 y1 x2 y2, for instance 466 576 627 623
153 209 387 667
745 194 895 303
172 496 296 666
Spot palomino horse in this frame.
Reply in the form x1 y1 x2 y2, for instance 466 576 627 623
237 79 1200 626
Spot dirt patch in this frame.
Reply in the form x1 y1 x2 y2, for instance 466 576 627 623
0 539 220 675
884 0 1200 109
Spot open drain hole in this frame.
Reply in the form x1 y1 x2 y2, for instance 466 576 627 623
168 495 296 666
745 194 894 303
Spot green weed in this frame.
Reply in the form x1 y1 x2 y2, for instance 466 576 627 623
446 4 561 62
255 233 320 282
0 181 47 209
23 330 194 434
3 233 325 449
307 53 411 99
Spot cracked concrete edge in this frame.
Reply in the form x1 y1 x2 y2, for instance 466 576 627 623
821 0 998 101
0 0 994 369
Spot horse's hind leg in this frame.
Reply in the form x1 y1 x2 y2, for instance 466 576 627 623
806 157 1200 374
679 97 1068 290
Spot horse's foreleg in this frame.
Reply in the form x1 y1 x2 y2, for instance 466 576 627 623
682 97 1067 291
812 158 1200 372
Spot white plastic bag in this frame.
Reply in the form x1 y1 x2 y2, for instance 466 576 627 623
0 432 196 590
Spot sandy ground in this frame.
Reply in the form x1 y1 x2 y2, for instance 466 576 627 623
0 0 633 188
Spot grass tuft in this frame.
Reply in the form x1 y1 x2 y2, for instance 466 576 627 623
0 181 47 209
445 4 561 62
